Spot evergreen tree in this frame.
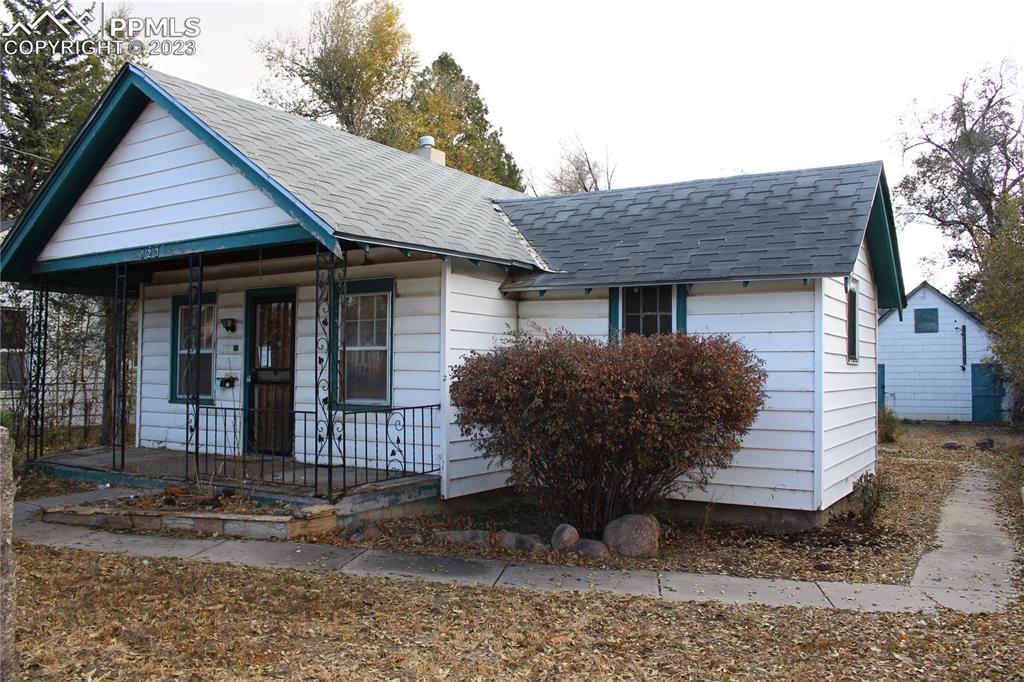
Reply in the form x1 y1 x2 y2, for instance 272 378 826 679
1 0 107 220
390 53 524 191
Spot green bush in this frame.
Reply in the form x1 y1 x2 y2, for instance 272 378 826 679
878 405 900 443
449 332 767 534
852 470 896 524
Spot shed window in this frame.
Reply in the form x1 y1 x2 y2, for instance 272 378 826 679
914 308 939 333
623 285 672 336
339 279 393 405
171 295 217 401
846 283 859 362
0 308 27 390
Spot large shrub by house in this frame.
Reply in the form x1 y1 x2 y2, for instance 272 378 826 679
450 332 767 534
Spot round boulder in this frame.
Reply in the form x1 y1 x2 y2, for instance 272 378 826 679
602 514 660 558
551 523 580 553
572 538 610 560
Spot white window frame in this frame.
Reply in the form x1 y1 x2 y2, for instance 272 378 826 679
174 299 217 401
341 290 392 406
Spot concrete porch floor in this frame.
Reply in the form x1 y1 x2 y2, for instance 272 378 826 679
37 445 437 503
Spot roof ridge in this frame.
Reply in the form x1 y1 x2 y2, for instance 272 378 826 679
134 65 524 201
498 160 884 205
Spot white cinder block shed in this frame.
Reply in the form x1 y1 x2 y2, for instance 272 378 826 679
1 64 908 527
878 281 1009 423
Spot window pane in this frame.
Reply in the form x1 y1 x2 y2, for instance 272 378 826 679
659 314 672 332
345 349 387 402
201 304 215 349
0 310 26 350
642 286 658 311
0 352 25 389
914 308 939 333
642 314 658 336
178 303 215 350
658 285 672 313
847 290 858 360
375 319 387 343
624 314 642 335
177 352 213 398
624 289 642 314
373 294 388 319
358 319 374 346
358 296 374 319
344 320 358 346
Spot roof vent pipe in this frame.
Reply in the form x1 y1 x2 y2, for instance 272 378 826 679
412 134 446 166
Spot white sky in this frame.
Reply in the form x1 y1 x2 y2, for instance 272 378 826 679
31 2 1024 291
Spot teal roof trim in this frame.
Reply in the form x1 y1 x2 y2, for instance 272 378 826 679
0 64 339 282
865 170 907 318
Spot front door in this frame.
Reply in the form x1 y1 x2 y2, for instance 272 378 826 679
246 289 296 455
971 363 1005 423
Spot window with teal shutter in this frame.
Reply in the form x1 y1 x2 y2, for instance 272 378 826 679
914 308 939 333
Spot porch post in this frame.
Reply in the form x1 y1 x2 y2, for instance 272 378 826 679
184 254 203 478
24 284 49 461
111 264 129 470
314 244 335 497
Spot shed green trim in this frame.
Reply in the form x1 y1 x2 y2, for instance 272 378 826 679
169 292 218 405
865 173 907 317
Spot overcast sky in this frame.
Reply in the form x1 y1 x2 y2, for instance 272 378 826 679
69 2 1024 290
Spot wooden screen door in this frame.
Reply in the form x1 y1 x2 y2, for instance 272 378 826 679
246 290 296 455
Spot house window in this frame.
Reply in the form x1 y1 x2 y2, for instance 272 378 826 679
914 308 939 333
623 285 673 336
340 280 393 405
0 308 27 390
846 282 859 363
171 295 217 401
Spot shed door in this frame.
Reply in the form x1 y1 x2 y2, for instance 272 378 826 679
971 364 1004 423
878 364 885 408
246 293 296 455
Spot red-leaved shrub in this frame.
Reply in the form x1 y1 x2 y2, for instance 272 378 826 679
449 332 767 534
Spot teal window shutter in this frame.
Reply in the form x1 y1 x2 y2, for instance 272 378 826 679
675 284 687 332
608 287 620 341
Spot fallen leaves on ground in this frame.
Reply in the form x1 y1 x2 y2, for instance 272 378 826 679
13 469 94 501
308 426 969 584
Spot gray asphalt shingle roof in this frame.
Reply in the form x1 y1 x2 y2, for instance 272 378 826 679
141 67 540 267
496 161 885 290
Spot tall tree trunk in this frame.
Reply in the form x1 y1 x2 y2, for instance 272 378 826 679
0 427 17 680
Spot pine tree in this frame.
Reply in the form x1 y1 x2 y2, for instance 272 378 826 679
395 53 524 191
0 0 110 220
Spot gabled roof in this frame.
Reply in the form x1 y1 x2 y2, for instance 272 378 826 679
497 161 908 310
0 64 541 282
879 281 981 326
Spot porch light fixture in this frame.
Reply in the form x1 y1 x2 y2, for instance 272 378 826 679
220 318 237 333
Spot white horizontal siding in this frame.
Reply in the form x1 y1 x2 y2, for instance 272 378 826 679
878 284 1008 421
39 102 294 261
518 289 610 340
682 280 817 510
821 239 878 508
138 251 443 471
443 260 517 498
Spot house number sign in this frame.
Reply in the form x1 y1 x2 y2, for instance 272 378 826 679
139 245 162 260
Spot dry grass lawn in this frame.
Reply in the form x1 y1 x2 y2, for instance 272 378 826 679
13 469 94 501
12 422 1024 679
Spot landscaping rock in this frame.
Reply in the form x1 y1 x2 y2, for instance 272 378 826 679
407 533 424 545
941 441 961 450
495 530 544 554
572 538 611 560
975 438 995 450
551 523 580 553
603 514 660 558
435 529 492 550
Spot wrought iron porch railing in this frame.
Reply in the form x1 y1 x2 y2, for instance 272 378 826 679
186 404 441 498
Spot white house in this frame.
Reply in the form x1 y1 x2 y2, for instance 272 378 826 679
0 65 907 527
878 281 1008 422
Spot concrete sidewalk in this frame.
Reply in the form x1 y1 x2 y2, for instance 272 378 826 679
13 470 1019 614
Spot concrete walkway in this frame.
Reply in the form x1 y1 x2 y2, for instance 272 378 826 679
13 468 1019 614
